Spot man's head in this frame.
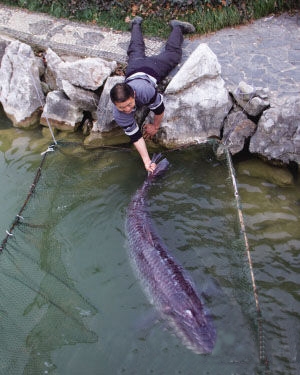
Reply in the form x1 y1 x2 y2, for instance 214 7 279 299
110 83 136 114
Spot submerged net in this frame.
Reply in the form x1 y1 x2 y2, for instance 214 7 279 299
0 139 270 374
0 143 99 374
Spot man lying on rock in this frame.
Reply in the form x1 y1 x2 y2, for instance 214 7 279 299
110 16 195 173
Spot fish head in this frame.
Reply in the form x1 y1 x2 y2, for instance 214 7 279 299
163 296 216 354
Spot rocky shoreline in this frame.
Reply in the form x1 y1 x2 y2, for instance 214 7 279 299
0 31 299 184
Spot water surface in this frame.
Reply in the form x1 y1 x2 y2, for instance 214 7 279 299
0 117 299 375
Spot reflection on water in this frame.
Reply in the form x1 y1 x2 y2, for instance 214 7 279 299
0 121 299 375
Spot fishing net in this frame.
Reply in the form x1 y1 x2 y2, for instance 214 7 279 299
0 138 269 374
0 143 98 375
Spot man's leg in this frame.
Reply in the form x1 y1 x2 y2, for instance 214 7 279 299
126 17 145 63
147 21 195 82
157 26 184 67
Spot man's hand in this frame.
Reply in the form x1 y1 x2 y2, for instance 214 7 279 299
145 161 157 173
143 123 159 140
143 112 164 140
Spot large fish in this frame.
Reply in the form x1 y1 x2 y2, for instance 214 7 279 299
126 154 216 354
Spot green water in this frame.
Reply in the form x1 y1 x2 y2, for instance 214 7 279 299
0 116 299 375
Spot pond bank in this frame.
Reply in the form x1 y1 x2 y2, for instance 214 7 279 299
0 5 300 173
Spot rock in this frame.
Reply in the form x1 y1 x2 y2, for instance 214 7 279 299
165 43 221 94
44 48 62 90
35 54 46 77
0 39 9 63
61 79 100 113
44 47 117 91
236 159 294 186
249 96 300 165
92 76 124 132
40 90 83 131
59 57 116 90
82 118 93 136
232 81 270 117
88 75 149 145
156 43 232 147
0 40 45 128
221 109 257 154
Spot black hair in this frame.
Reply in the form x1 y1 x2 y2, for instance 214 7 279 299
110 83 134 104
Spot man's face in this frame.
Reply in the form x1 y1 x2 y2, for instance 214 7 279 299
115 95 136 114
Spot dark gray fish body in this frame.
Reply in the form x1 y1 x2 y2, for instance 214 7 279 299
126 155 216 354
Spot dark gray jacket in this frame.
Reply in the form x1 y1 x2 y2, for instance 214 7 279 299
113 73 164 142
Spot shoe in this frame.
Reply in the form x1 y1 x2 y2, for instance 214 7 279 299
126 16 143 30
169 20 195 34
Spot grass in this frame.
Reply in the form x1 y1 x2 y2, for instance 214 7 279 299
0 0 298 38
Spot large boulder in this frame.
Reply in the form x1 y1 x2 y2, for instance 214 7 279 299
156 43 232 147
40 90 83 132
44 48 117 91
92 76 124 132
0 40 45 128
249 96 300 165
221 107 257 155
84 76 127 148
61 79 100 115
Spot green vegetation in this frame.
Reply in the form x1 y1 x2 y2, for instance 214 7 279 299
0 0 298 38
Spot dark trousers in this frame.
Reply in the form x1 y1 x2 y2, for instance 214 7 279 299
126 24 183 83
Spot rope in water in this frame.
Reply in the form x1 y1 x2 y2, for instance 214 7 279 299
224 146 270 372
29 70 58 145
0 146 55 253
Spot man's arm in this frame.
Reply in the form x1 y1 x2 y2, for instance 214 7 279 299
112 106 156 172
133 137 156 172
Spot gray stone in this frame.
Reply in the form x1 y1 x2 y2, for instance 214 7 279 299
58 56 117 90
165 43 221 94
44 47 117 91
255 87 270 99
0 38 9 63
232 81 270 117
0 40 44 128
221 109 257 155
61 79 100 113
156 43 232 147
92 76 124 132
40 90 83 131
249 96 300 164
234 81 255 101
35 54 45 77
44 47 62 90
